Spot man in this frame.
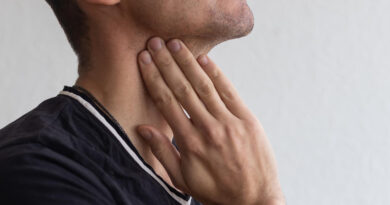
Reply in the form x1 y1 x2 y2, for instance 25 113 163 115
0 0 284 204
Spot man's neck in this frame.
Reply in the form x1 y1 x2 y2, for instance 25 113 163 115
74 21 214 185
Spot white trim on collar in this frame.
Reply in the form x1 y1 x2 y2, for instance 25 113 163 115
60 90 192 205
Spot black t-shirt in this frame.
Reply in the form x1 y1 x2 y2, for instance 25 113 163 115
0 86 202 205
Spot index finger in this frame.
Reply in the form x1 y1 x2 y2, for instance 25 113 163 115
138 50 196 144
166 39 231 120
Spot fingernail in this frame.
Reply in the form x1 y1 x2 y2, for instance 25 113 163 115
198 55 209 66
141 51 152 64
167 40 181 53
149 37 163 51
140 129 153 140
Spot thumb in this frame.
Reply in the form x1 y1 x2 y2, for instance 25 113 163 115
137 125 189 193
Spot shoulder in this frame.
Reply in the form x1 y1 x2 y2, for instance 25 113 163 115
0 140 115 205
0 94 105 152
0 95 71 145
0 96 116 204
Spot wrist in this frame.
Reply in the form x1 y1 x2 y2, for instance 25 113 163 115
251 185 285 205
203 195 285 205
261 196 286 205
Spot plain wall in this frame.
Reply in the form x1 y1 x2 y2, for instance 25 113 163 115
1 0 389 204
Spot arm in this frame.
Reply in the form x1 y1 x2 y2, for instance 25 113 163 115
136 37 285 205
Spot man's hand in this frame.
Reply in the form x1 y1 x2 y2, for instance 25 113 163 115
137 37 284 205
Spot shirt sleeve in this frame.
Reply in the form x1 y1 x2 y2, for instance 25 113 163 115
0 143 116 205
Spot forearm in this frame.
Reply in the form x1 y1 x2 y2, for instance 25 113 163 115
260 196 286 205
204 187 286 205
203 194 285 205
204 200 285 205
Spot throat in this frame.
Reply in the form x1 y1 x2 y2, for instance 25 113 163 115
71 81 176 188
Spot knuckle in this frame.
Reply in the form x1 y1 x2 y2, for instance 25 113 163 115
203 125 225 148
221 87 236 102
243 118 263 135
154 92 174 108
181 54 194 68
158 55 174 68
209 69 220 79
223 125 245 145
209 135 224 150
197 81 213 97
173 83 192 98
149 70 161 82
185 141 205 158
224 125 239 138
245 119 257 130
204 124 222 137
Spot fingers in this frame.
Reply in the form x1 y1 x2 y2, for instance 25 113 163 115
137 125 189 193
165 39 231 119
145 37 216 127
138 50 194 138
197 55 253 120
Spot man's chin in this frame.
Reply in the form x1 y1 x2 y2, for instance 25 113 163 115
234 14 255 39
175 3 254 49
221 7 255 41
221 2 255 39
238 3 255 36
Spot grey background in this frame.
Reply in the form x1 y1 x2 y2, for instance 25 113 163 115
1 0 389 204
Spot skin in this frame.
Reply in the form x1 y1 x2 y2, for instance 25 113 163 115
138 38 284 205
72 0 284 204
